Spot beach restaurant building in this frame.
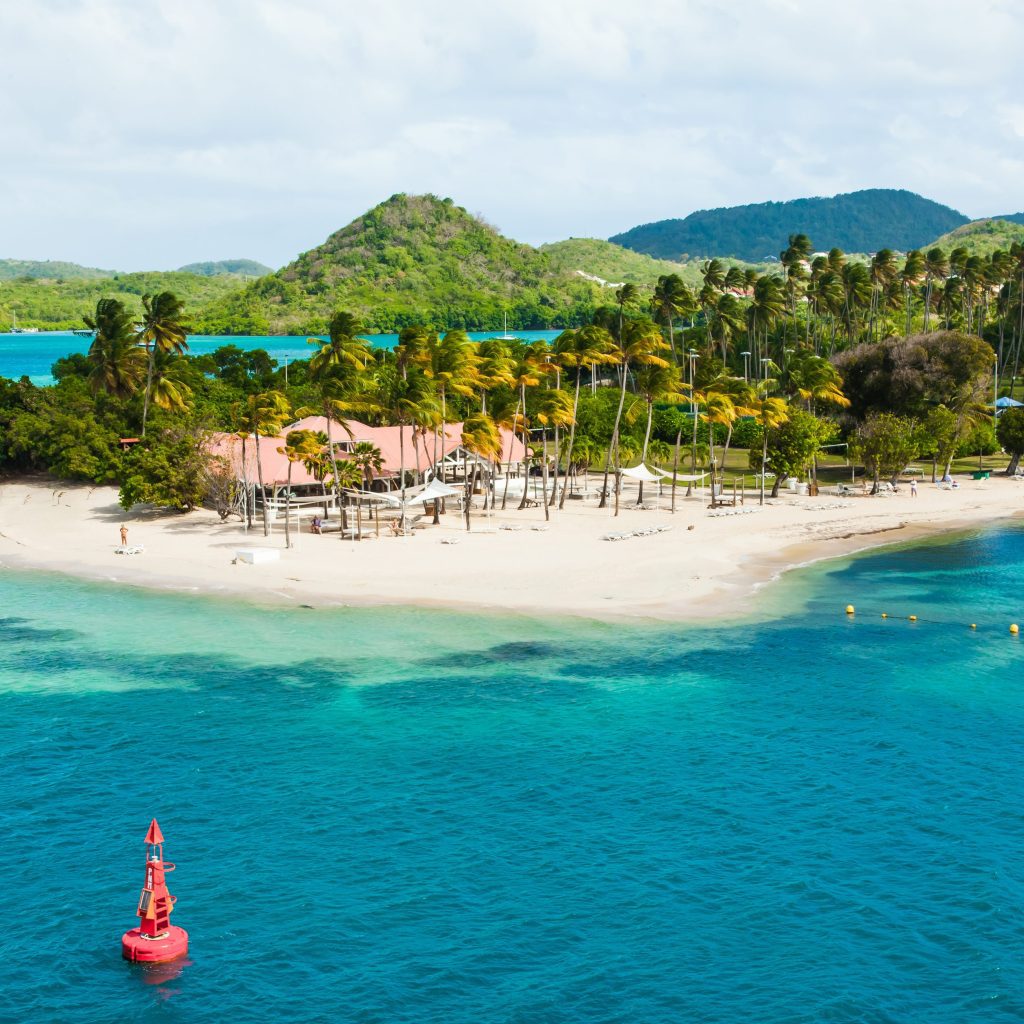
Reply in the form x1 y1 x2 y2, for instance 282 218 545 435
208 417 528 514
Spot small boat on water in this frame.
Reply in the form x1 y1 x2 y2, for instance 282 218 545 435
497 313 516 341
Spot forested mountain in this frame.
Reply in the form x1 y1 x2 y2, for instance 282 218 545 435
611 189 970 261
926 219 1024 257
194 194 601 334
0 259 115 282
178 259 272 277
0 272 244 331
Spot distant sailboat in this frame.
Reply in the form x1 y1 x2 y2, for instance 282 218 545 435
8 310 36 334
497 313 516 341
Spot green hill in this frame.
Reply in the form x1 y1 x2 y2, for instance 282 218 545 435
540 238 696 287
0 271 246 332
0 259 115 282
926 218 1024 256
194 194 601 334
178 258 273 278
540 237 775 290
611 189 969 262
991 212 1024 226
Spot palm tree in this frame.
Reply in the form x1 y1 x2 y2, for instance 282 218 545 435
233 390 292 536
868 250 898 341
614 282 640 341
475 338 515 412
309 310 373 377
627 361 686 503
147 351 194 416
536 388 574 517
425 329 479 488
374 366 439 520
511 341 555 510
308 319 375 536
786 353 850 492
651 273 694 362
552 325 616 507
349 442 383 489
138 291 189 436
923 247 950 331
900 250 925 336
278 430 321 548
84 298 145 399
460 414 502 531
840 262 872 344
599 317 669 513
749 382 790 505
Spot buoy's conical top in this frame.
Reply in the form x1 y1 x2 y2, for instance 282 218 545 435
144 818 165 846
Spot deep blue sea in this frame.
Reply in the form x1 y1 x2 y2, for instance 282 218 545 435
0 331 563 385
2 525 1023 1023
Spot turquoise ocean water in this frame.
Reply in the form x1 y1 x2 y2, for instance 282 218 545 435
2 525 1023 1022
0 331 563 385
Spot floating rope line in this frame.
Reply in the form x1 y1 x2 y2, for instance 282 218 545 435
841 604 1020 635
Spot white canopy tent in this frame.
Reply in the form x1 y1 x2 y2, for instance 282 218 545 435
382 476 463 511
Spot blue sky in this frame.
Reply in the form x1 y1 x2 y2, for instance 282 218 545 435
3 0 1022 270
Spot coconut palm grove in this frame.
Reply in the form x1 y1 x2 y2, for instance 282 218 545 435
2 211 1024 513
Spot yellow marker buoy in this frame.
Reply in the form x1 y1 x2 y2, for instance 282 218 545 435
970 623 977 630
845 605 855 615
1011 623 1020 635
909 615 917 622
881 613 888 619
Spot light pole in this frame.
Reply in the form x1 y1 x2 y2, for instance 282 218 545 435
688 350 699 497
741 351 751 382
759 359 772 506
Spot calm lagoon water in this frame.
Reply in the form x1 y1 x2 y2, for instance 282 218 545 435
2 525 1024 1022
0 330 564 385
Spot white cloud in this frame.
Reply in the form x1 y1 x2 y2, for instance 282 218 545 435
1 0 1022 268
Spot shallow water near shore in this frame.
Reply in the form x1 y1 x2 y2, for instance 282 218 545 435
2 524 1023 1022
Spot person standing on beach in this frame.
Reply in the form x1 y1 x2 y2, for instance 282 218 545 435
119 524 128 546
910 479 917 497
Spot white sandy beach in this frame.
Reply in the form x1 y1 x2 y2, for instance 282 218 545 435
0 476 1021 622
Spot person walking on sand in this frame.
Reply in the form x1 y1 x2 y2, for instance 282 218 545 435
910 479 917 497
119 524 128 546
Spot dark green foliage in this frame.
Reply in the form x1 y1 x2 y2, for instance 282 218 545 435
750 410 832 490
610 189 969 262
0 376 123 481
997 408 1024 474
850 413 921 487
118 424 211 511
833 332 994 421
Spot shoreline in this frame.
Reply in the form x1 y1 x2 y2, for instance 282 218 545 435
0 478 1021 625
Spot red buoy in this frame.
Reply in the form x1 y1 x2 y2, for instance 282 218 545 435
121 818 189 964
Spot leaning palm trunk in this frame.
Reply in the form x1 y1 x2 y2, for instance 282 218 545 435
599 362 629 508
284 462 293 549
670 425 683 513
549 424 559 507
325 413 344 542
518 384 532 511
141 343 156 438
559 371 583 509
240 435 251 529
760 428 768 506
254 428 270 536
